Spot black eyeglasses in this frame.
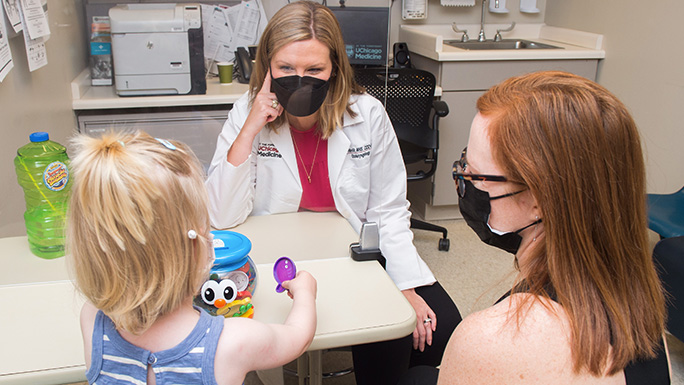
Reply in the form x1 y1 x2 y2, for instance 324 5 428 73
452 147 509 199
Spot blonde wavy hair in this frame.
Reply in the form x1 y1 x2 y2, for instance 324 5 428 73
67 131 212 334
478 71 666 376
249 0 364 138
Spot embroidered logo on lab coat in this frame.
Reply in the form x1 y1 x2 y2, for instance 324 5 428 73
257 142 282 158
348 143 371 159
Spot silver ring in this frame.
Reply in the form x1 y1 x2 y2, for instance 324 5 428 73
271 99 279 109
423 318 432 325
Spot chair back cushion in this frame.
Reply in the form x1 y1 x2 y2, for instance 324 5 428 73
354 68 435 130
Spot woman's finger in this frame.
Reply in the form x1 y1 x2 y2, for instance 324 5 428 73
424 318 434 348
260 70 273 95
412 328 420 350
418 323 427 352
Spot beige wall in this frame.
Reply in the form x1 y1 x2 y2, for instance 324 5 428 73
545 0 684 194
1 0 86 237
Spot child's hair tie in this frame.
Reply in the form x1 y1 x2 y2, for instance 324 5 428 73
187 230 198 239
156 138 177 150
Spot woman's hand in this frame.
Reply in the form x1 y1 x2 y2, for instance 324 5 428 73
244 70 283 131
226 70 283 166
402 288 437 352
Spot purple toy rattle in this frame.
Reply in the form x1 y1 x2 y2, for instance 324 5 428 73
273 256 297 293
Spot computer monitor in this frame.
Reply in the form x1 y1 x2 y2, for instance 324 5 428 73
328 6 390 67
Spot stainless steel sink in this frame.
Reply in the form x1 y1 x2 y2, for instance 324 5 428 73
444 39 563 50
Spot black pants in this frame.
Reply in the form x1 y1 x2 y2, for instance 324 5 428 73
396 366 439 385
351 281 461 385
653 236 684 341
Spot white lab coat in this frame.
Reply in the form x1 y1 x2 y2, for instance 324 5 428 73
206 92 436 291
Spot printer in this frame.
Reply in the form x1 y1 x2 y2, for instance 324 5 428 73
109 4 206 96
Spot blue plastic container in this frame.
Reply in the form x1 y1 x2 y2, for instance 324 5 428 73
194 230 257 318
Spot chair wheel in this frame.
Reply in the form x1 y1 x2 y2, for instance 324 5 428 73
438 238 450 251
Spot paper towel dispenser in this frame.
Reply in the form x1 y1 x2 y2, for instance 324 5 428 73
109 3 206 96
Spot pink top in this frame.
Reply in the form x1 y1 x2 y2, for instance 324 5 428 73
290 127 336 212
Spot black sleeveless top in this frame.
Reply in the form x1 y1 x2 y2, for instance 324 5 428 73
496 287 670 385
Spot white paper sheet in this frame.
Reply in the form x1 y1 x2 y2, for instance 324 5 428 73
2 0 21 33
22 30 47 71
19 0 48 39
203 4 233 65
18 0 46 71
228 1 263 49
0 2 14 81
202 0 266 74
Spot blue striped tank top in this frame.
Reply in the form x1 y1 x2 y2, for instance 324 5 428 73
86 307 225 384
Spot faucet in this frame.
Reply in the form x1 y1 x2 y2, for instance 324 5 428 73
478 0 499 42
494 21 516 42
452 23 469 42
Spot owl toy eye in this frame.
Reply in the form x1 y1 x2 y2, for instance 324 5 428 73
218 279 238 303
200 281 220 305
200 279 238 306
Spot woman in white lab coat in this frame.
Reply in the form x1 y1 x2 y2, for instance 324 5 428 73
205 2 461 384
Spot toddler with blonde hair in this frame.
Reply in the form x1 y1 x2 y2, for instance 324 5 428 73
67 131 317 385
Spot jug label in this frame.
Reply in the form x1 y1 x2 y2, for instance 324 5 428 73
43 162 69 191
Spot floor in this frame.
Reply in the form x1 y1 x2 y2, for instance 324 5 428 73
67 219 684 385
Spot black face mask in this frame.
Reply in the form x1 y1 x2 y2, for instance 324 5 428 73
458 179 541 254
271 73 330 117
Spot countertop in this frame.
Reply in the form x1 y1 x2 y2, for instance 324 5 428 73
71 69 250 111
399 23 605 62
71 68 442 110
71 24 600 112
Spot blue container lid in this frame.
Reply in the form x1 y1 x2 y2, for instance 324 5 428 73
210 230 252 272
30 132 49 142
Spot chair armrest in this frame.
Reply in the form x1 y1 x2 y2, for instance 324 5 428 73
432 100 449 118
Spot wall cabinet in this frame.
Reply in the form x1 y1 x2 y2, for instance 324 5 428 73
408 56 599 220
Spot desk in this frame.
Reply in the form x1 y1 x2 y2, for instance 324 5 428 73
226 211 360 264
0 238 85 385
0 212 415 385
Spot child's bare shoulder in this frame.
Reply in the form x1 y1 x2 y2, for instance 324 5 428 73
213 317 270 383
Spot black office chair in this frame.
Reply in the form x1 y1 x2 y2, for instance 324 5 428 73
647 186 684 239
652 236 684 342
354 67 450 251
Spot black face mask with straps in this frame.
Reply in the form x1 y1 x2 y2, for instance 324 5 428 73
270 73 330 117
458 179 541 255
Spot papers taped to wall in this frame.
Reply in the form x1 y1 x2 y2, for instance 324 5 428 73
202 1 266 75
0 1 14 81
18 0 47 72
3 0 22 33
19 0 49 39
